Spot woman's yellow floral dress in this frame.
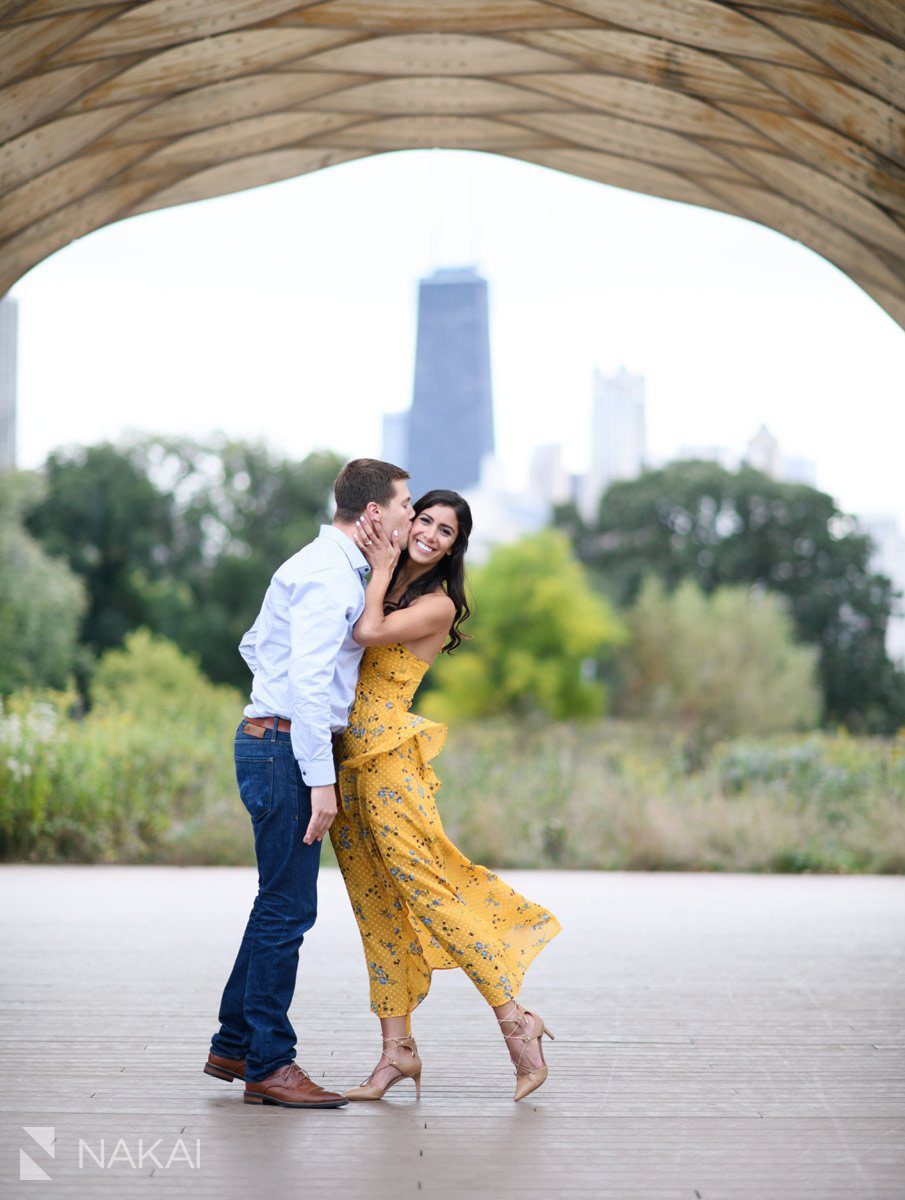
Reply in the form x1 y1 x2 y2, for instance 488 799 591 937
331 642 561 1017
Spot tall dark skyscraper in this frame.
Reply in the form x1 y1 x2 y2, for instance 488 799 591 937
404 266 494 498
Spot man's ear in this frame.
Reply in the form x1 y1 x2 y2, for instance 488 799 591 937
364 500 383 522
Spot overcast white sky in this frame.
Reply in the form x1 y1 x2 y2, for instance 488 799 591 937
11 148 905 523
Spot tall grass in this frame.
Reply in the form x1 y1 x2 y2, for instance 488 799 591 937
432 719 905 874
2 691 903 872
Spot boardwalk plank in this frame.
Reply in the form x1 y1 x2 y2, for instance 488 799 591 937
1 865 903 1198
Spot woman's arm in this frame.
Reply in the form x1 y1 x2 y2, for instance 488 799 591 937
354 577 455 648
351 517 454 648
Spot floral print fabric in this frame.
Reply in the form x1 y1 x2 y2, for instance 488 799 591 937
331 642 561 1017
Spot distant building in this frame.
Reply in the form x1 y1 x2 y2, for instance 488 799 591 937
405 266 494 497
462 457 549 565
861 513 905 667
568 473 585 510
0 295 18 471
673 426 816 488
529 443 571 510
743 423 817 486
381 411 409 469
580 366 646 522
744 423 781 477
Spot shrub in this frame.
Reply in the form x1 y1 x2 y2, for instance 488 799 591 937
0 632 246 863
427 530 627 721
618 575 821 754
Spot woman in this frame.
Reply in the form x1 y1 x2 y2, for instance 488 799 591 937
330 489 561 1103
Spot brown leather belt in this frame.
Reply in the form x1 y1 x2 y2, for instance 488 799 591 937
242 715 291 738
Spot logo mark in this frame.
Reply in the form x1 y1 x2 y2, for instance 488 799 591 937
20 1127 55 1181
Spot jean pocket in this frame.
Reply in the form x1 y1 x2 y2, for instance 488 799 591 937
235 756 274 822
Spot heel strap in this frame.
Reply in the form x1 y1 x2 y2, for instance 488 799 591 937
382 1034 417 1056
495 1001 526 1036
495 1002 542 1078
381 1033 418 1071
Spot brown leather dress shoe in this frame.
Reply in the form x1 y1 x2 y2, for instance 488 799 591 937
244 1062 348 1108
204 1051 246 1082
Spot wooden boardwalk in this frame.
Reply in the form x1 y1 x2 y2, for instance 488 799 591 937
1 866 903 1199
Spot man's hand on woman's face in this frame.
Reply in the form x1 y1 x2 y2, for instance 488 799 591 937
353 512 401 574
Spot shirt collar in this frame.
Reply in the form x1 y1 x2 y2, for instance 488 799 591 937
318 524 370 579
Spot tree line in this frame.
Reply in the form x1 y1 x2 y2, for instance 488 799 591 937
1 438 902 737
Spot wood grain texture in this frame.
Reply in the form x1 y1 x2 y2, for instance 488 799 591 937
0 0 901 323
0 865 903 1197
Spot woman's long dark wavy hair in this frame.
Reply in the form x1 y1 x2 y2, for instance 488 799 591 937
385 489 472 653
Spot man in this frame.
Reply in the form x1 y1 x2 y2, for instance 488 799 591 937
204 458 413 1108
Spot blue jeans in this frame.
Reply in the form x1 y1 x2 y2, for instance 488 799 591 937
209 720 322 1082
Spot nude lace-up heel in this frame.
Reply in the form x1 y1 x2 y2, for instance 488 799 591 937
344 1034 422 1101
496 1000 555 1102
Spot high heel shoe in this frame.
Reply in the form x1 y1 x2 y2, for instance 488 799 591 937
496 999 555 1102
344 1034 422 1101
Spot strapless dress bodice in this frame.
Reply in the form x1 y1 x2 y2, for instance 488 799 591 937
336 642 446 773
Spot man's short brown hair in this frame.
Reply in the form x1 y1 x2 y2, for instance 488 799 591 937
334 458 410 522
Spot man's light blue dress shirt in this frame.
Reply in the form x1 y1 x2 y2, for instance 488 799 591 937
239 525 369 787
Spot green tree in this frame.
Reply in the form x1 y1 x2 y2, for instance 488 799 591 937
0 472 86 694
25 443 173 656
559 460 905 733
91 628 240 730
427 529 628 720
131 437 342 685
25 437 342 687
621 575 821 757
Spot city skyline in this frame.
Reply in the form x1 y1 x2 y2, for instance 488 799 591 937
8 149 903 526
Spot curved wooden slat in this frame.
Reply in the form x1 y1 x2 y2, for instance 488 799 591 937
323 113 561 149
0 0 900 329
0 142 150 239
285 0 597 33
0 59 135 140
300 32 576 75
130 110 359 171
513 144 739 206
733 59 904 164
747 10 905 104
511 72 780 144
304 75 574 114
717 102 905 213
549 0 830 67
833 0 905 45
68 29 357 108
504 110 757 179
90 71 365 144
512 29 817 109
0 100 143 191
51 0 309 61
126 145 367 212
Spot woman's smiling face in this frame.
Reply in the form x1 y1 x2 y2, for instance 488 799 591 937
407 504 460 567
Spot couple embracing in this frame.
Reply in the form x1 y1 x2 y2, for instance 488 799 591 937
205 458 561 1108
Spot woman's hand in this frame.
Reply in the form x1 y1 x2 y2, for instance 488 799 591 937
353 512 401 575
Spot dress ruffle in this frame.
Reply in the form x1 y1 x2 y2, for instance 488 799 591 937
336 642 446 780
338 711 447 773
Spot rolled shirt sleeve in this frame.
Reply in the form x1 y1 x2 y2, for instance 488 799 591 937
238 617 260 674
287 567 353 786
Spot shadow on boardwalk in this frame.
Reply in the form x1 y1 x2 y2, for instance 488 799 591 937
1 866 903 1198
